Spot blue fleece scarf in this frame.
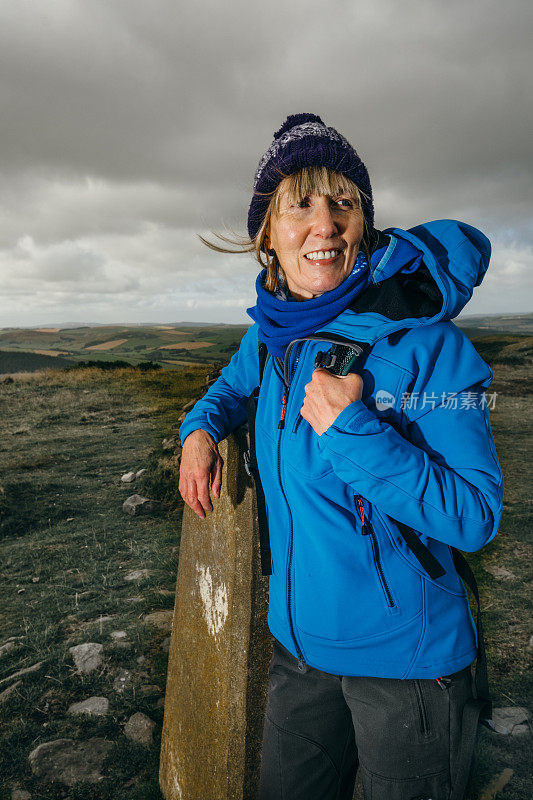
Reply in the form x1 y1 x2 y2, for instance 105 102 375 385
247 251 372 358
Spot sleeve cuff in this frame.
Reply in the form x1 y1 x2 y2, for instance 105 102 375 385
320 400 377 440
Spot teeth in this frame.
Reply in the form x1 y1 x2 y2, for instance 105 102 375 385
305 249 341 261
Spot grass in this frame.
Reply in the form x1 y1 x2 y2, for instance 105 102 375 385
0 345 531 799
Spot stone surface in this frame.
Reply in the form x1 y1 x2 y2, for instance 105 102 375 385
143 610 173 631
124 569 151 582
67 696 109 716
0 640 16 658
492 706 530 735
121 471 136 483
0 680 22 704
11 789 32 800
69 643 103 675
110 630 127 639
135 468 147 478
122 494 159 515
28 737 112 786
159 429 271 800
139 684 161 696
124 712 156 746
484 565 517 581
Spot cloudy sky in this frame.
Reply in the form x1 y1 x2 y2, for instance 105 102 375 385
1 0 531 327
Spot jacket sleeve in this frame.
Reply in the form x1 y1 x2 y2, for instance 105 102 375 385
317 324 504 553
179 323 260 445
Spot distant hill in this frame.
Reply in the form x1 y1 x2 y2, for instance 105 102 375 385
456 312 533 335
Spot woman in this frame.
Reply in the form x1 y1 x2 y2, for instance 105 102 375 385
178 114 504 800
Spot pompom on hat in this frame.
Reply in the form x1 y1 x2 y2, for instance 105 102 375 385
247 113 374 242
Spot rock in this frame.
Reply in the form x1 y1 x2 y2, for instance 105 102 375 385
528 634 533 650
113 668 133 694
122 494 159 516
110 630 127 640
123 596 144 603
160 636 171 652
0 680 22 704
67 696 109 716
139 684 161 696
136 655 146 664
0 641 16 658
485 565 517 581
135 468 147 478
479 767 514 800
124 712 156 746
11 789 32 800
112 641 132 650
69 643 103 675
28 737 112 786
124 569 151 582
0 662 42 687
492 706 530 735
162 437 178 451
121 471 136 483
143 610 173 631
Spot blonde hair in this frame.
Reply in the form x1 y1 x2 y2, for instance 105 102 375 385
198 165 371 292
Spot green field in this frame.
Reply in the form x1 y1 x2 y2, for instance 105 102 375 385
0 324 250 373
0 332 531 798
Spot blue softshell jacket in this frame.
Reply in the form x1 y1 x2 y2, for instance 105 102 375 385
180 219 504 679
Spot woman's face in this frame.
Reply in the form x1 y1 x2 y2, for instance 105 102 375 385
268 181 365 300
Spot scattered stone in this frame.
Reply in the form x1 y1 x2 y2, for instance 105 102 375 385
123 596 144 603
0 641 16 658
69 643 103 675
122 494 159 516
112 641 133 650
17 588 25 594
124 569 151 582
124 712 156 746
110 630 127 640
528 634 533 650
121 471 136 483
484 565 517 581
113 669 133 694
492 706 529 735
155 588 174 597
160 636 171 652
67 696 109 717
136 655 146 664
143 610 173 631
139 684 161 696
28 737 112 786
479 767 514 800
162 437 178 451
0 662 42 687
0 680 22 704
11 788 32 800
135 468 147 479
31 577 40 583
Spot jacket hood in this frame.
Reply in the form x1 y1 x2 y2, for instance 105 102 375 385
322 219 491 344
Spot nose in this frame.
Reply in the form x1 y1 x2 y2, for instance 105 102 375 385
311 198 338 238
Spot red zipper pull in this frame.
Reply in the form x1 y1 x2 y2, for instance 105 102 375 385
278 393 287 429
356 495 370 535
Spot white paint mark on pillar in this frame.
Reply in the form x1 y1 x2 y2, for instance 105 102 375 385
196 563 228 637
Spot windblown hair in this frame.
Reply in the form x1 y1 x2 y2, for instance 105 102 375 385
198 165 371 292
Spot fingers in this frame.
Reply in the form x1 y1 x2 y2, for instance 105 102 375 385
211 455 223 499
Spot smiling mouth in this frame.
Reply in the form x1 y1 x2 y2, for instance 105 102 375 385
303 248 343 265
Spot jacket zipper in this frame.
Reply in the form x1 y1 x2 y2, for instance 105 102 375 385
356 495 395 608
413 679 430 737
278 343 306 671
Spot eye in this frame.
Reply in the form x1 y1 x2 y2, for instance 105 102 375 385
335 198 354 208
295 198 311 208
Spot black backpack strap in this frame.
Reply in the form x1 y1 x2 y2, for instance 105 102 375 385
245 339 272 576
447 546 493 800
394 521 447 580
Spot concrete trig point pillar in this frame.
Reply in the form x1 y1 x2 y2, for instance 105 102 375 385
159 428 271 800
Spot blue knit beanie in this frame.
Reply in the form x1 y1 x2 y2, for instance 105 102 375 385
247 113 374 243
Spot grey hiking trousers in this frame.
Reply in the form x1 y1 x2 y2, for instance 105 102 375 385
259 639 476 800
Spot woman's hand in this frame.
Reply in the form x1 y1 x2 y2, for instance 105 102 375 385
301 369 363 436
179 429 224 519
